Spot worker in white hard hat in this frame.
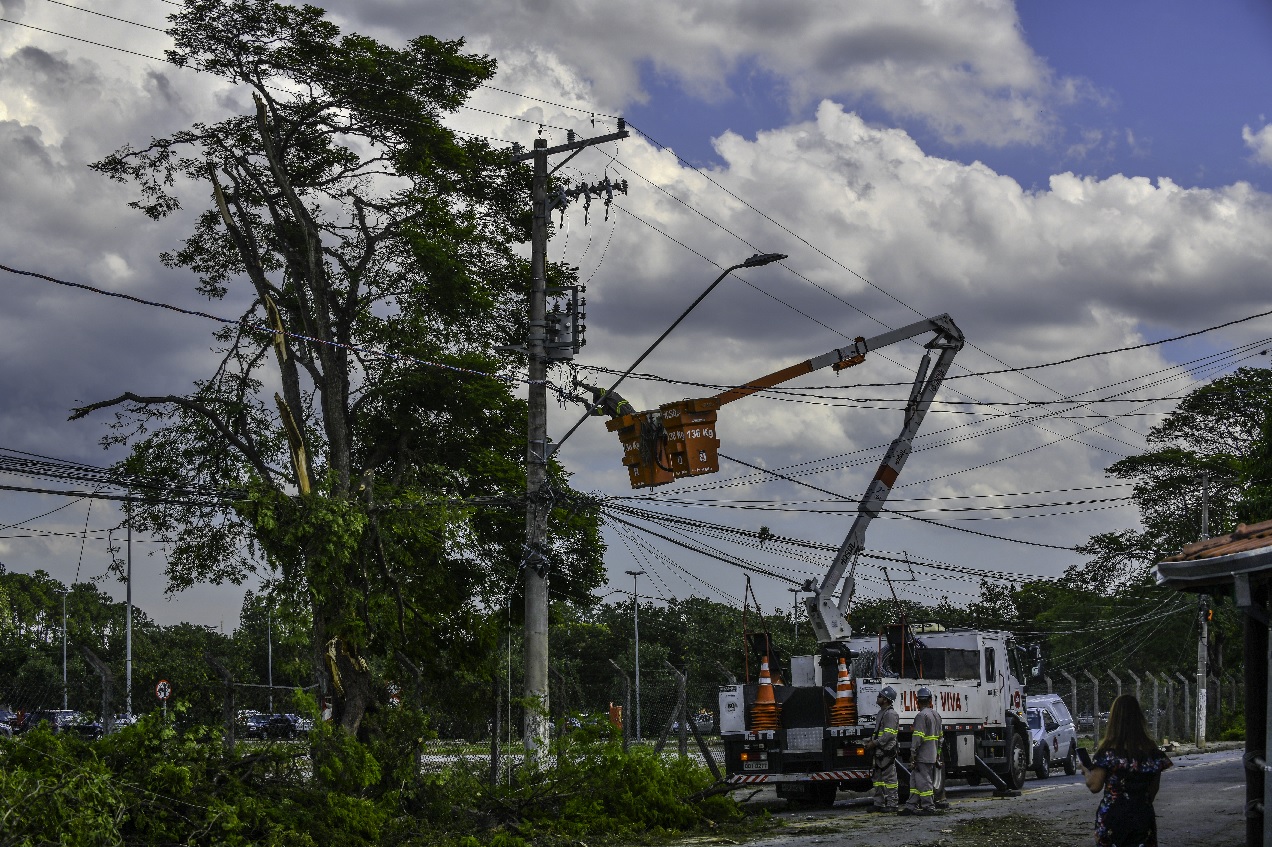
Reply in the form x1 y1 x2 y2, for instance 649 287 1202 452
865 685 900 812
900 686 942 816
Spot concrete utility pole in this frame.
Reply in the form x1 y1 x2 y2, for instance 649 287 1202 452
626 569 645 741
125 516 132 718
511 122 628 755
1197 471 1210 750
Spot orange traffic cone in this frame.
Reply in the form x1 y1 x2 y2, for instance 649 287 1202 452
828 658 857 726
749 656 782 731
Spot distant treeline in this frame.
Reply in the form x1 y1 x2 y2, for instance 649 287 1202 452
0 566 1239 736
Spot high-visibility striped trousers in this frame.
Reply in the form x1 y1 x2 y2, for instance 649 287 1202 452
872 756 898 808
904 761 937 811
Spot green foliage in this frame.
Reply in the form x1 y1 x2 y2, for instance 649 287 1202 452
0 570 240 724
0 715 745 847
77 0 605 733
1220 706 1246 741
1071 366 1272 589
405 737 743 847
0 727 125 846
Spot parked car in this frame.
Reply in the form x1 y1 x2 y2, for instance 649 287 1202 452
285 713 313 733
21 710 103 740
1025 694 1079 778
0 707 14 738
239 712 271 740
266 713 299 740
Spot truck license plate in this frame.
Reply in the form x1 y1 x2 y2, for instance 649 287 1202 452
743 761 767 771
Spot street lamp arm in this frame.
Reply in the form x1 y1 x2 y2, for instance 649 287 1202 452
553 253 786 452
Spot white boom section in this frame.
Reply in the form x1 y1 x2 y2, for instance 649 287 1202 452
802 314 964 644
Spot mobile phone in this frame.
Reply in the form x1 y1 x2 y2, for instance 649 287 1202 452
1077 747 1094 770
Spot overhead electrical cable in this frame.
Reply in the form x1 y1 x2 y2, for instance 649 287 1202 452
709 453 1079 551
675 336 1268 495
0 263 536 388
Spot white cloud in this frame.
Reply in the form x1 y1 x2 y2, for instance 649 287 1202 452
336 0 1077 147
1243 123 1272 167
4 2 1270 620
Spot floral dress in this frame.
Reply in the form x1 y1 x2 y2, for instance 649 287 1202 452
1093 748 1173 847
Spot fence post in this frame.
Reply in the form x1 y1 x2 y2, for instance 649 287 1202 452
205 652 236 753
1043 675 1053 695
1125 669 1142 706
490 671 501 787
1209 674 1220 737
608 659 631 753
78 646 114 736
1061 671 1078 721
1107 669 1123 701
1083 669 1101 740
1165 675 1175 740
655 663 688 757
1151 672 1160 741
1174 672 1191 740
549 667 567 759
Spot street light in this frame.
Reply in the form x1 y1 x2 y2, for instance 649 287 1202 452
554 252 788 451
125 513 132 718
267 602 273 714
625 569 645 741
57 588 68 709
788 586 802 642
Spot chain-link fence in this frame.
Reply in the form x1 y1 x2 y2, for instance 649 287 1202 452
1040 668 1242 743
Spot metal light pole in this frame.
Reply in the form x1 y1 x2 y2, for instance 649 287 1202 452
125 515 132 718
788 587 802 642
267 603 273 714
1197 472 1209 750
59 588 68 709
626 570 645 741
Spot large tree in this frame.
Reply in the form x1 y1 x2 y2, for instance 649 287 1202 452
1070 365 1272 590
77 0 603 734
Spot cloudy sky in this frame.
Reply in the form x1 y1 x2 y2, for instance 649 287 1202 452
2 0 1272 642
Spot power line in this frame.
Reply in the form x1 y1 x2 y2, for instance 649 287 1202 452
0 263 526 386
674 336 1268 495
710 453 1079 550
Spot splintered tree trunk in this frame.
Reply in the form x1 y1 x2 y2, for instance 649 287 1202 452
320 626 373 736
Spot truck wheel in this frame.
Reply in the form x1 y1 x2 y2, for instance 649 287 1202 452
812 783 837 808
1033 747 1049 780
1062 744 1078 776
965 774 981 787
1004 732 1028 790
898 769 910 804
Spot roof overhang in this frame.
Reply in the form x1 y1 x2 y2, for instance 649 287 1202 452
1154 544 1272 593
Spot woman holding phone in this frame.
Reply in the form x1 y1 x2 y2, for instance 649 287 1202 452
1081 694 1173 847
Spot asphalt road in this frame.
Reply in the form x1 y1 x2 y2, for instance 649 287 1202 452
742 746 1246 846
